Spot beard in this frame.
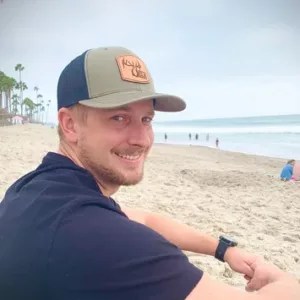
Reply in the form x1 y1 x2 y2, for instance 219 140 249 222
78 144 145 187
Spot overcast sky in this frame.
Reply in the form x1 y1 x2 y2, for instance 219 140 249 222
0 0 299 123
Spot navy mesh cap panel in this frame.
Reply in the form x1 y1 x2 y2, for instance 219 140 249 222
57 50 90 110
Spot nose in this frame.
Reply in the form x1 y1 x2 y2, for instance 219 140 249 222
127 120 153 148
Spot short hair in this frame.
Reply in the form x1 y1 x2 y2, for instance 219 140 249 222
287 159 296 165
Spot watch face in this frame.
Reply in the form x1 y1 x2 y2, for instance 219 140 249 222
220 236 238 246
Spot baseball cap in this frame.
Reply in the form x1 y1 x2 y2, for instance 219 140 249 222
57 47 186 112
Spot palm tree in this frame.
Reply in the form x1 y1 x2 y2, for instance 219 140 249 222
0 71 15 125
40 105 45 124
11 94 19 115
36 94 43 122
15 64 24 80
3 76 17 113
34 86 39 95
23 97 35 121
15 81 28 115
46 99 51 124
15 64 25 115
33 86 39 122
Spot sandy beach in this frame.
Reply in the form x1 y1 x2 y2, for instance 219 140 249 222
0 124 299 287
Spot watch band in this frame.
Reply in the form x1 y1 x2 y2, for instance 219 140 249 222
215 236 237 262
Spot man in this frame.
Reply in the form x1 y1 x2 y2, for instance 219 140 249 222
0 47 299 299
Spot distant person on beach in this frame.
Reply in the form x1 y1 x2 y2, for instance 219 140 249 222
0 47 299 300
195 133 199 140
216 137 219 148
189 132 192 140
164 133 168 142
280 159 296 181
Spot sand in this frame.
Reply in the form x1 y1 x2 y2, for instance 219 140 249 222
1 124 299 288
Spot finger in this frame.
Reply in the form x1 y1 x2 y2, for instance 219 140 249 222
245 279 260 292
245 283 256 292
246 277 266 292
244 274 251 281
243 264 255 278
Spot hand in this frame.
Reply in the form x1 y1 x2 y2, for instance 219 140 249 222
245 259 287 291
224 249 287 291
224 247 258 279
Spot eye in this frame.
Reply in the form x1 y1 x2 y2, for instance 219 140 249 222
142 116 153 125
112 115 126 122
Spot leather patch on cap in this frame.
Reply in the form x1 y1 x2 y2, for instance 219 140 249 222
116 55 150 83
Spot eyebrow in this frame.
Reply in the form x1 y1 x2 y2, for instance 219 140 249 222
104 106 155 115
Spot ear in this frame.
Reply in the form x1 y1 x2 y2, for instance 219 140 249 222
58 108 79 143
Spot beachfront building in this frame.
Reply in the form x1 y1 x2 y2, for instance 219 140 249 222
0 108 12 126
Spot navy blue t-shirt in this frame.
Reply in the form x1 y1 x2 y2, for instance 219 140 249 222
0 152 203 299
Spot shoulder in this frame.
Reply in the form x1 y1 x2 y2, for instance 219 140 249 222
51 204 177 258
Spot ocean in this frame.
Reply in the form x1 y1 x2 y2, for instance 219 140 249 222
153 114 300 160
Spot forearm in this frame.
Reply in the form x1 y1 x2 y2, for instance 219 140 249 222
256 275 300 300
185 272 300 300
144 212 218 255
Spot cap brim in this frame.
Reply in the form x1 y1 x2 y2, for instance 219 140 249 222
78 90 186 112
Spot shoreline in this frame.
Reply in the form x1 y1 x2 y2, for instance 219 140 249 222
154 141 288 162
155 140 299 161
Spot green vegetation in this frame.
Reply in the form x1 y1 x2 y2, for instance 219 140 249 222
0 65 52 125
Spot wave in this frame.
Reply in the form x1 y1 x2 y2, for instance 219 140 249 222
153 125 300 134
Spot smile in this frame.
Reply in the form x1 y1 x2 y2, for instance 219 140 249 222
115 153 142 161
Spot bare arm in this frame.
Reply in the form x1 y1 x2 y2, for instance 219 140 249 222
122 207 218 255
186 264 300 300
123 207 255 277
122 207 300 299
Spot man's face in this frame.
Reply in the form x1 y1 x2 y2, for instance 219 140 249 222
76 100 155 189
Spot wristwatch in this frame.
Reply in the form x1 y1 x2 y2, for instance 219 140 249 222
215 236 238 262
